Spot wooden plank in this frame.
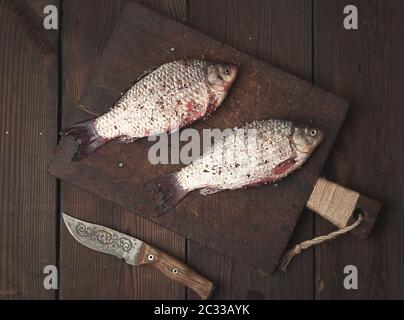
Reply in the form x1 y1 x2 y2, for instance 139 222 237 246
49 2 348 275
59 0 187 299
0 0 58 299
11 0 59 53
186 0 314 299
314 0 404 299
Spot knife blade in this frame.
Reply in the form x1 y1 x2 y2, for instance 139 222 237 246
62 213 214 300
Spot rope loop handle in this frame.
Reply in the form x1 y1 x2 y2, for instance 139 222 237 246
278 214 364 272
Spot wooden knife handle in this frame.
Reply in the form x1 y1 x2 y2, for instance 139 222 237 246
139 243 214 300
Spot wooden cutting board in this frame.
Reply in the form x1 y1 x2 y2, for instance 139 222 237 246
49 3 348 274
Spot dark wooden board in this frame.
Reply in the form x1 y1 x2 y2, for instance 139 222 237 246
0 0 58 299
186 0 315 299
59 0 187 299
49 2 348 275
314 0 404 299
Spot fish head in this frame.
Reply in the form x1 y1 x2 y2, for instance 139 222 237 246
206 62 239 92
204 62 239 115
291 124 325 157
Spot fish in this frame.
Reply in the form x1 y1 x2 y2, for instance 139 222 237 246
145 119 325 216
62 59 239 161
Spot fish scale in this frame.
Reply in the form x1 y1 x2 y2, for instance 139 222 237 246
95 60 209 138
177 120 295 191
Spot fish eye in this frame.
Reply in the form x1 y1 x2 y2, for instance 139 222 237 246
224 68 230 74
310 129 317 137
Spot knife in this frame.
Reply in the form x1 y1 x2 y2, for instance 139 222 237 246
62 213 214 300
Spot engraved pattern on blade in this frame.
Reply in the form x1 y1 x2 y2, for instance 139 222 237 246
62 213 143 265
176 120 295 191
94 59 210 139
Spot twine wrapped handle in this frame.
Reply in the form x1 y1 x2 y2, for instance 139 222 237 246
278 178 381 271
278 214 364 272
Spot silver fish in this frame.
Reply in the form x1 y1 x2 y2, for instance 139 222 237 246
62 59 239 160
146 119 324 216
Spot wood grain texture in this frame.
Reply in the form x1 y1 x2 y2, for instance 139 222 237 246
186 0 315 299
9 0 58 54
49 2 348 277
59 0 187 299
0 0 58 299
314 0 404 299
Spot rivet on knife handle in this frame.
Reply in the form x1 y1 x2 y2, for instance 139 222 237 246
140 243 215 300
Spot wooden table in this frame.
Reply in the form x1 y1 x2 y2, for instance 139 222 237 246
1 0 403 299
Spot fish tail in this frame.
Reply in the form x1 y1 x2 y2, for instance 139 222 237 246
61 118 109 161
144 172 190 216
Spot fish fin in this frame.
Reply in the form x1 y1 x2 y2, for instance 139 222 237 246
61 118 109 161
199 187 221 196
144 172 190 216
240 176 276 188
136 65 158 81
272 157 297 176
117 135 139 144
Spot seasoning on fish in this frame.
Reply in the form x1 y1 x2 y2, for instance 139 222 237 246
145 119 325 216
62 59 239 161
